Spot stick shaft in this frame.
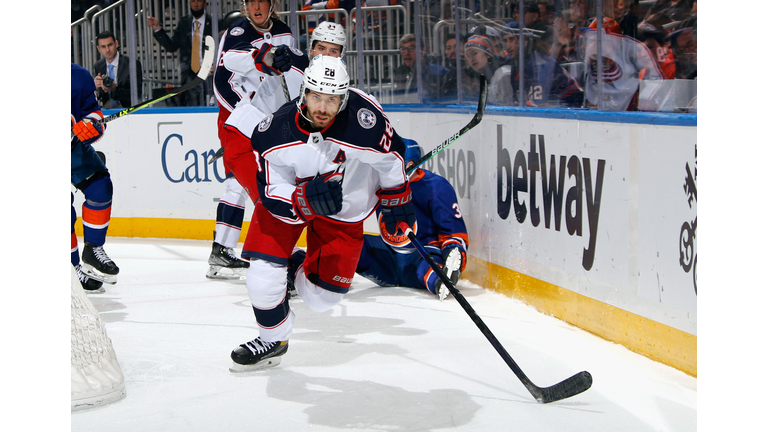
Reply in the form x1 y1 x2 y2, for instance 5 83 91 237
406 76 488 175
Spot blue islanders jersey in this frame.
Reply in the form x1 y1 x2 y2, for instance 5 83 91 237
71 63 107 185
71 63 103 124
411 168 468 249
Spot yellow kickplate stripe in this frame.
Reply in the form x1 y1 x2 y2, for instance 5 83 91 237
463 255 697 377
74 217 308 247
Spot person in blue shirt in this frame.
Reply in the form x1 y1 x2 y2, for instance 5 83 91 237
355 139 469 300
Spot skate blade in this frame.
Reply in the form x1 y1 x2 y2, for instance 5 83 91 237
83 286 106 294
206 266 246 280
80 264 117 285
229 357 282 373
437 285 451 301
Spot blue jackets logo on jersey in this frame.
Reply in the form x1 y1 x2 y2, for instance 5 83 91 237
357 108 376 129
230 27 244 36
258 115 273 132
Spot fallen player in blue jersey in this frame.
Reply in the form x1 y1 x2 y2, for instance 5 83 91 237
356 139 469 300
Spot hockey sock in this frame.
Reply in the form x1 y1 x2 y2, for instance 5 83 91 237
81 174 113 247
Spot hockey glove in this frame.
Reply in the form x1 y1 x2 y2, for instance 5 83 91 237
378 183 416 240
293 173 344 221
72 118 104 143
271 45 293 73
441 241 467 285
252 44 280 76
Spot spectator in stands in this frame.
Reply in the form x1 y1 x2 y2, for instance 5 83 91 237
503 1 520 23
93 30 143 109
636 17 676 79
444 33 464 63
643 0 692 23
441 33 475 101
524 3 543 28
146 0 213 106
615 0 641 39
516 25 584 107
501 22 520 61
668 18 696 79
470 24 504 59
392 33 450 102
300 0 354 50
464 35 513 105
582 17 662 111
538 1 555 26
551 0 593 64
486 27 504 58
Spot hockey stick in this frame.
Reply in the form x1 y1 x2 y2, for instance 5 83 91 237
406 229 593 403
406 75 488 175
95 36 215 126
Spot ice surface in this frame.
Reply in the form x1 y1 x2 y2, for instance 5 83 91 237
70 237 696 431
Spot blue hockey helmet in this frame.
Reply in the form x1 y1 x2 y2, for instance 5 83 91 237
403 139 422 165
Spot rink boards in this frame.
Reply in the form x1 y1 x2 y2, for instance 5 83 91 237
73 106 697 376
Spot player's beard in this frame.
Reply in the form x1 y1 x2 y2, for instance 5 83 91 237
308 108 333 129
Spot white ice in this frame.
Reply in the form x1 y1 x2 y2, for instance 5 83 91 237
69 237 697 431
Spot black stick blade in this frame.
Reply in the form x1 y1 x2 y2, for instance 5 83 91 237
532 370 593 404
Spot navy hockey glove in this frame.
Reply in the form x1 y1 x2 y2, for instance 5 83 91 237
293 173 344 221
252 44 280 76
271 45 293 73
378 183 416 239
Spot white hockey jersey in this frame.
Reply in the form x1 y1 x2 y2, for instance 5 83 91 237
251 89 409 225
213 17 299 113
583 29 662 111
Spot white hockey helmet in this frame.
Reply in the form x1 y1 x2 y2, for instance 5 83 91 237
310 21 347 57
298 55 350 115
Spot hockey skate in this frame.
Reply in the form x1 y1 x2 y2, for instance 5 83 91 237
206 242 249 280
286 249 306 299
229 337 288 372
75 263 105 293
81 243 119 285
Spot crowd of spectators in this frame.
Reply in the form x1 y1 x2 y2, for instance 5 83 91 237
76 0 697 112
394 0 697 111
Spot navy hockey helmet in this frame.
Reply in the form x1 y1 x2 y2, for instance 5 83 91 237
219 10 244 30
403 139 422 165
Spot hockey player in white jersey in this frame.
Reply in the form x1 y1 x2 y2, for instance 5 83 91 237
222 20 347 156
225 56 416 371
208 0 307 280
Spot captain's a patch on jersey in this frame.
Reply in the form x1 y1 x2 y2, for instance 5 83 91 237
357 108 376 129
258 115 273 132
230 27 244 36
